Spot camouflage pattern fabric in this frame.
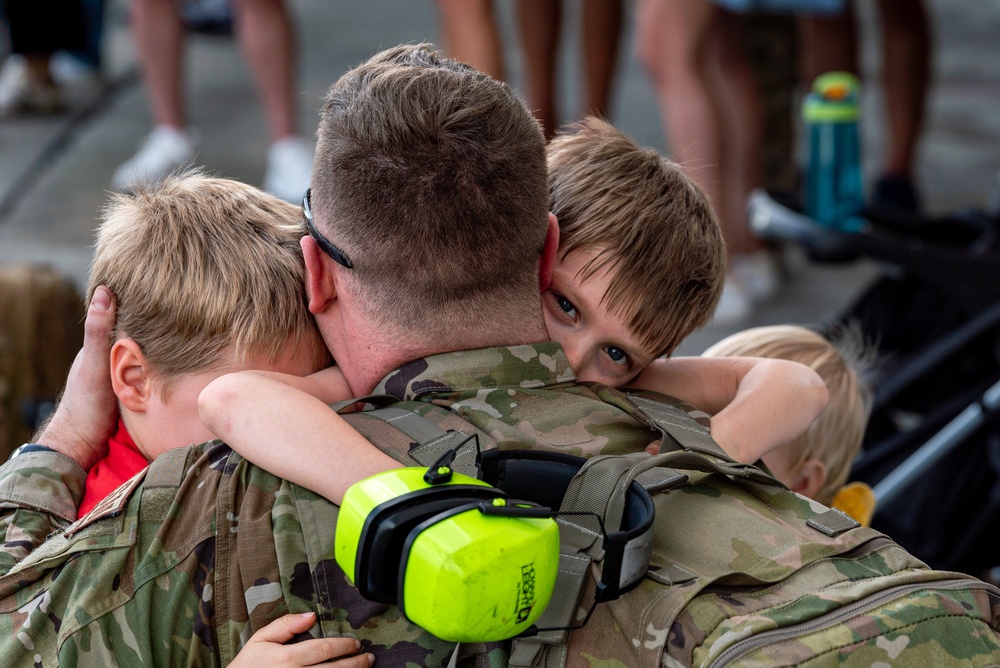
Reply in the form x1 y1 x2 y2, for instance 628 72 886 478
552 465 1000 667
0 342 998 666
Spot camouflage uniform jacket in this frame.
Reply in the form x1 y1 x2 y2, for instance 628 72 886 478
0 342 664 667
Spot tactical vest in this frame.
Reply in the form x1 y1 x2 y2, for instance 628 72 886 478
341 394 1000 667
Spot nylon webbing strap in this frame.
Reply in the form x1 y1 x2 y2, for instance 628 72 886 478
445 642 489 668
511 454 670 668
365 405 450 444
346 400 486 477
558 452 656 557
635 466 689 493
628 395 733 459
513 551 591 649
628 395 784 487
364 406 482 476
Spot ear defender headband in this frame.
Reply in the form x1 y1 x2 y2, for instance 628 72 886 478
334 447 656 642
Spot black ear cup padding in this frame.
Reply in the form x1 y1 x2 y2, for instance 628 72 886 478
480 449 586 510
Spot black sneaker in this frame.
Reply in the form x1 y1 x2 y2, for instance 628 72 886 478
870 174 921 215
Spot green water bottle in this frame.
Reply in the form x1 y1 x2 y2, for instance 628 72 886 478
803 72 865 232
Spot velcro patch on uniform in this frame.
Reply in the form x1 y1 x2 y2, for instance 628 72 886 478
807 508 861 536
144 447 189 488
646 564 697 585
66 468 147 536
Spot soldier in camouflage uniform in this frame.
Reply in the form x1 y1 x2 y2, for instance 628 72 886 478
2 43 999 667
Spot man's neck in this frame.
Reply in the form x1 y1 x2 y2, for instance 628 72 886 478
321 286 551 396
339 322 551 397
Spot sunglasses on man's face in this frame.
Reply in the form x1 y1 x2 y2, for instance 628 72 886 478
303 189 353 269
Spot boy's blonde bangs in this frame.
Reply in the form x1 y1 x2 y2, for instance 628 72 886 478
88 172 330 384
548 117 725 359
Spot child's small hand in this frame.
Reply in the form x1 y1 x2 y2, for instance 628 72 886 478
230 612 374 667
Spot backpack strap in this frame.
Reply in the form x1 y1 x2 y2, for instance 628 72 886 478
626 394 785 487
509 450 697 668
335 395 487 477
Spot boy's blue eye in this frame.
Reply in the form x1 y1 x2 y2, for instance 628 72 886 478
605 346 629 365
556 295 577 318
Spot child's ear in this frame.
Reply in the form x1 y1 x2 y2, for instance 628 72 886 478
789 458 827 500
110 338 151 413
301 235 337 315
539 213 560 293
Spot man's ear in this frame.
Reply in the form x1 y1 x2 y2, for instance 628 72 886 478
110 338 150 413
789 458 827 500
539 213 560 292
302 236 338 315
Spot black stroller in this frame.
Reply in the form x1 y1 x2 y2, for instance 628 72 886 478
747 187 1000 583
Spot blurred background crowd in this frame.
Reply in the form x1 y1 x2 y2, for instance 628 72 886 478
2 0 997 333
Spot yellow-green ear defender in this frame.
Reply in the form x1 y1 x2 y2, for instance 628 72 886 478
335 467 506 605
335 464 560 641
398 497 560 641
335 449 655 642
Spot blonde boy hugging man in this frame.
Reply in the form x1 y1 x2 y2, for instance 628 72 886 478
25 171 374 667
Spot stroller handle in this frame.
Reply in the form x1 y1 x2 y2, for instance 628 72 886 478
747 188 1000 315
746 189 863 262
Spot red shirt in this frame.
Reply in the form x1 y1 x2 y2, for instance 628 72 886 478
78 419 149 516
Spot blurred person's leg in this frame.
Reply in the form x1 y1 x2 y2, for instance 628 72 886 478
0 0 86 114
49 0 106 85
708 11 777 305
70 0 105 71
871 0 929 212
111 0 195 189
637 0 775 323
435 0 505 80
580 0 623 120
516 0 561 138
708 12 764 258
636 0 756 324
233 0 312 202
131 0 186 130
798 7 857 84
635 0 720 211
741 12 799 195
232 0 297 142
800 1 927 213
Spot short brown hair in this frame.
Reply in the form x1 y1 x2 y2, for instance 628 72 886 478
548 117 724 358
703 325 873 506
310 44 549 338
88 172 330 387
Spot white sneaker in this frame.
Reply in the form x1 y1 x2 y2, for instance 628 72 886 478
712 276 754 327
49 52 103 91
0 56 64 116
111 126 198 190
263 136 314 203
730 249 782 304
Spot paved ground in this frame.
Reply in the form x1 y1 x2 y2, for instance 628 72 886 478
1 0 998 355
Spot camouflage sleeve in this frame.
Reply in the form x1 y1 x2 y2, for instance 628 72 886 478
0 446 86 575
